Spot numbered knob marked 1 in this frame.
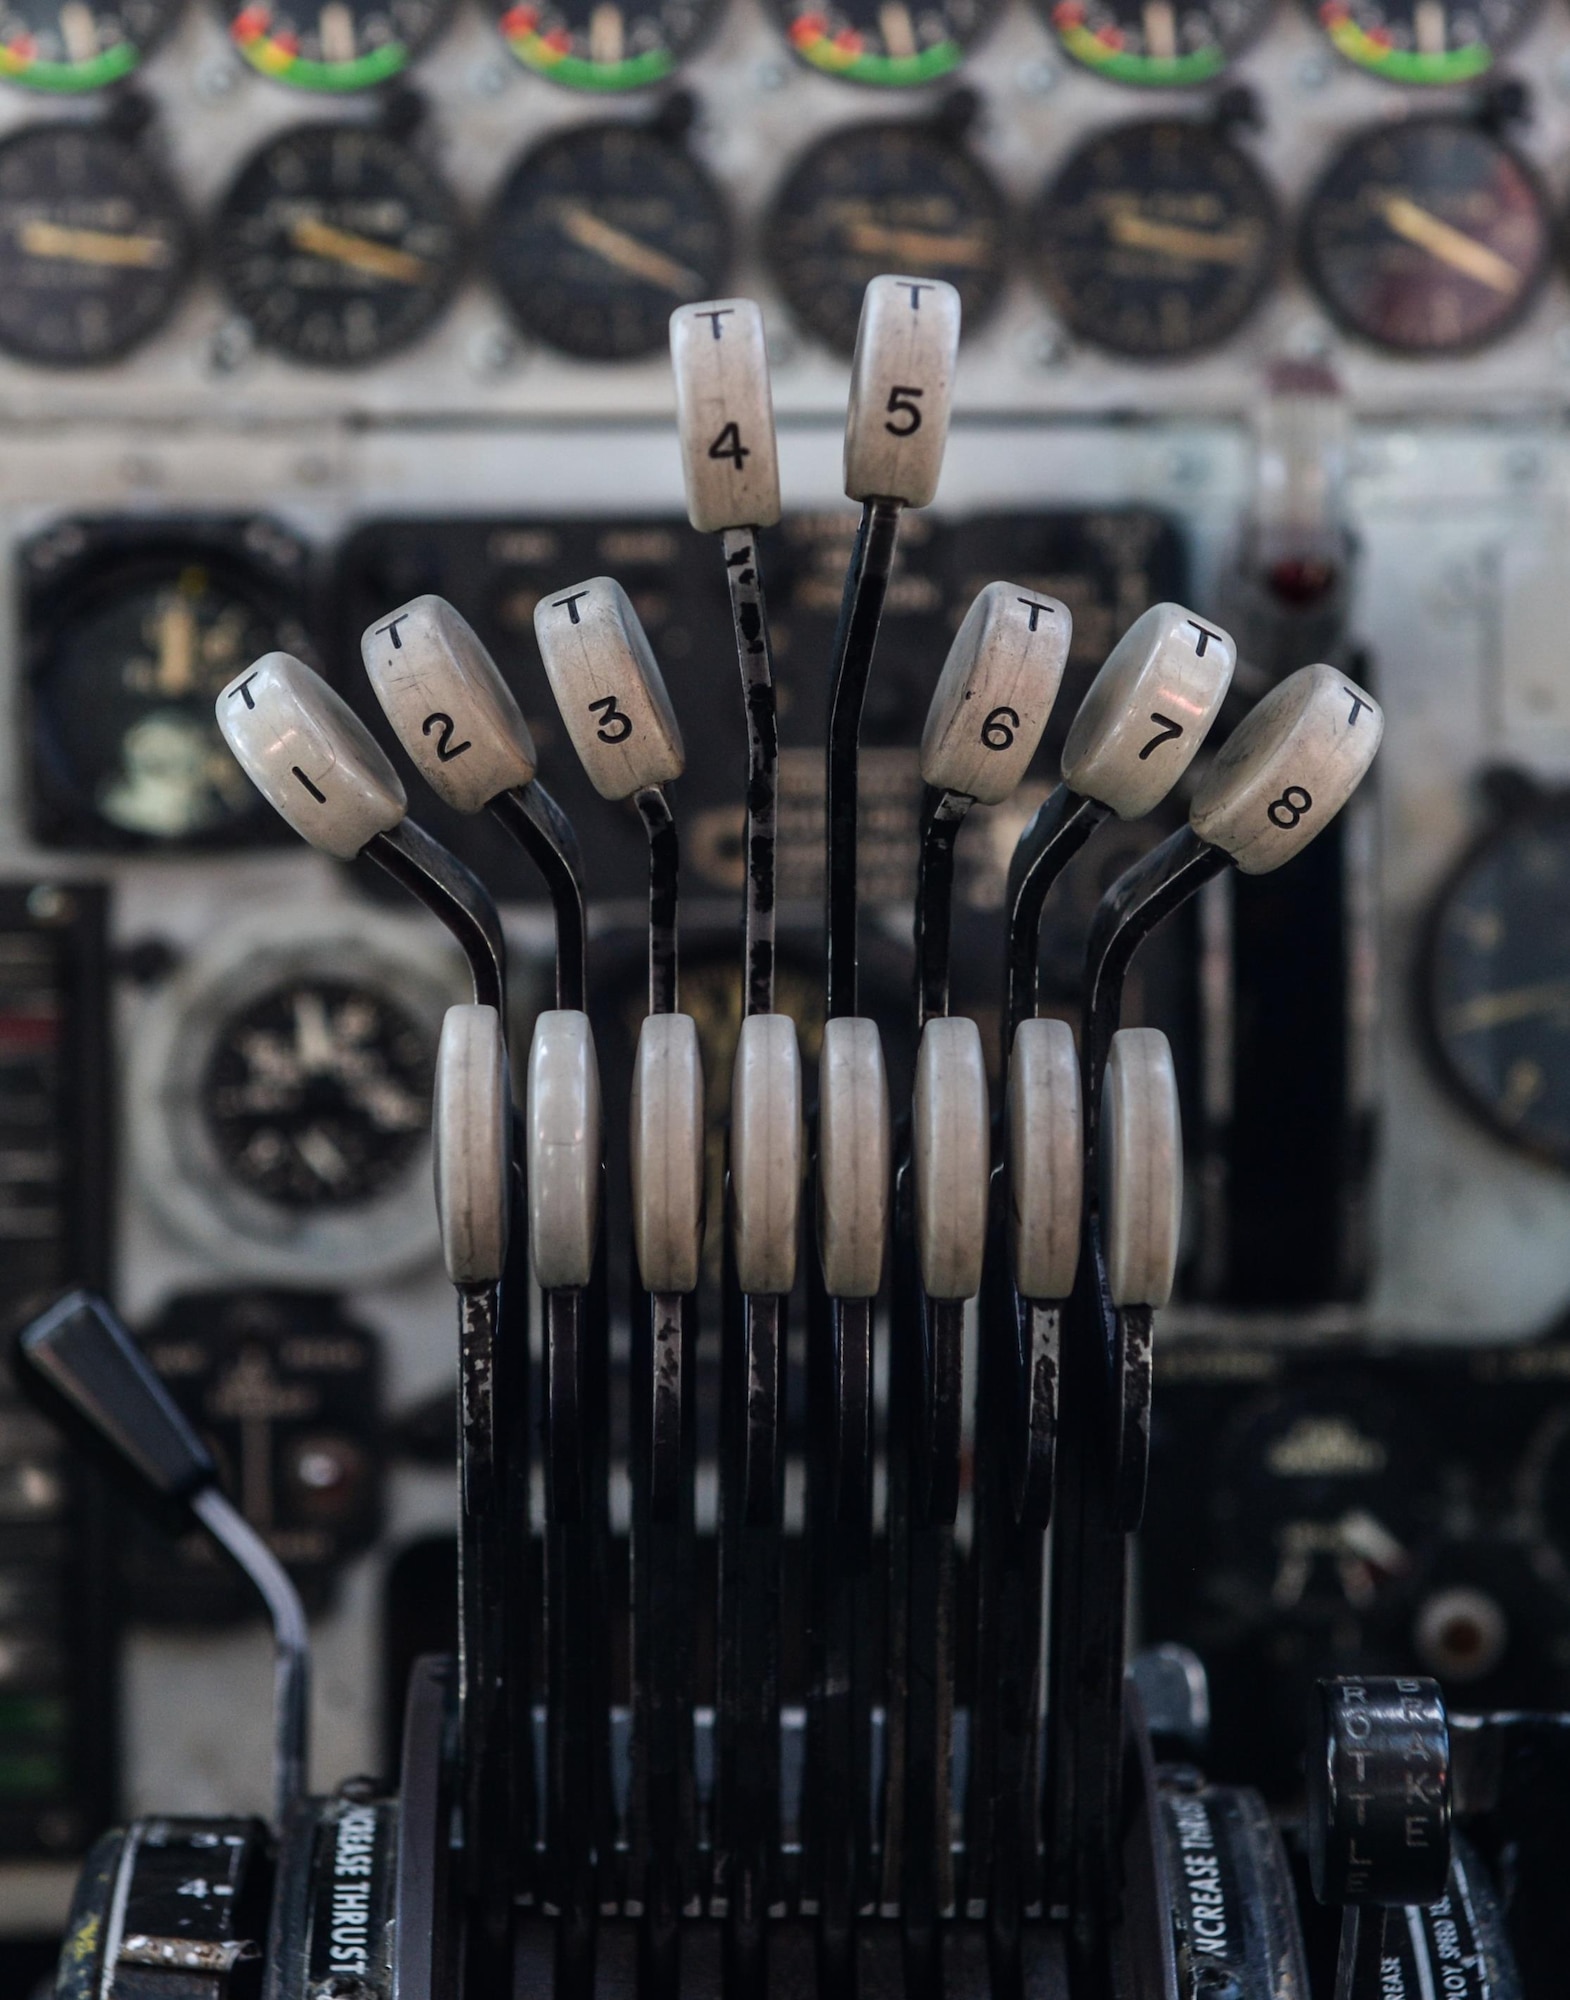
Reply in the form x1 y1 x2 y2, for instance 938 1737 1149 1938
1008 1017 1082 1302
670 299 782 536
527 1009 602 1293
533 577 685 802
631 1011 705 1297
361 595 537 816
216 651 407 861
1100 1028 1181 1309
913 1014 989 1302
433 1004 511 1289
844 274 961 511
731 1012 803 1297
921 582 1072 806
1061 603 1235 821
1190 663 1383 875
818 1016 891 1301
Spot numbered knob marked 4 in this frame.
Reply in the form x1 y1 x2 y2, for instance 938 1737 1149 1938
533 576 685 802
433 1004 512 1290
921 582 1072 806
818 1016 891 1300
216 651 407 861
913 1014 989 1301
844 273 961 510
527 1009 602 1292
1061 603 1235 820
631 1011 705 1297
731 1012 803 1297
1100 1028 1181 1309
670 299 782 535
1008 1017 1082 1302
361 595 537 815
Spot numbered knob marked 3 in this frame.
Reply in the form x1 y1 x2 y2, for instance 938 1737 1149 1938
631 1011 705 1297
913 1014 989 1301
527 1009 602 1292
818 1016 891 1300
433 1004 511 1289
1008 1016 1082 1302
921 582 1072 806
533 576 685 802
731 1012 803 1298
1100 1028 1181 1311
844 273 961 510
670 298 782 536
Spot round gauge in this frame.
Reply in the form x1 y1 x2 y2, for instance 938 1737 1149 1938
0 0 178 88
765 121 1007 357
1031 119 1278 360
493 0 720 91
1313 0 1537 86
767 0 999 87
1300 117 1551 356
1044 0 1271 87
0 124 191 363
487 123 729 361
214 124 463 366
225 0 453 90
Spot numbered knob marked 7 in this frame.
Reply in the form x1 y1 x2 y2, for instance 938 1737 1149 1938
731 1012 803 1298
527 1010 603 1293
1008 1016 1082 1303
670 298 782 535
1100 1028 1181 1311
818 1016 891 1301
913 1014 989 1302
433 1004 511 1290
631 1012 705 1297
921 582 1072 806
844 273 961 509
533 577 685 802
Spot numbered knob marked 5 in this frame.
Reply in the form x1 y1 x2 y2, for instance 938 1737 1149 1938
921 582 1072 806
913 1014 989 1301
1190 663 1383 875
818 1016 891 1300
1101 1028 1181 1309
216 651 407 861
844 273 961 510
670 299 782 535
1008 1017 1082 1302
533 576 685 801
1061 603 1235 820
527 1009 602 1292
631 1011 705 1296
433 1004 511 1289
361 595 537 815
731 1012 803 1297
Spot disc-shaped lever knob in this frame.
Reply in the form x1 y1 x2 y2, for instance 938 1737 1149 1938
913 1015 989 1301
670 298 782 534
631 1012 706 1297
533 576 685 802
731 1012 803 1297
433 1004 511 1288
818 1016 891 1301
1100 1028 1182 1309
844 273 961 510
527 1010 602 1292
920 582 1072 806
1008 1017 1082 1302
1307 1676 1451 1908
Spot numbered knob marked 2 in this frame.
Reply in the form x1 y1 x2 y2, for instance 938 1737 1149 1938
216 651 407 861
670 299 782 535
631 1012 705 1297
913 1014 989 1301
1008 1017 1082 1302
533 577 685 802
527 1010 602 1293
921 582 1072 806
844 274 961 510
1100 1028 1181 1309
433 1004 511 1290
731 1012 803 1297
818 1016 891 1301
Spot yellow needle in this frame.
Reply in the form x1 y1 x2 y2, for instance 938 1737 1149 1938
1445 977 1570 1034
841 219 994 266
1380 195 1521 297
19 220 171 268
289 215 430 284
1106 209 1258 265
154 595 197 697
556 204 699 295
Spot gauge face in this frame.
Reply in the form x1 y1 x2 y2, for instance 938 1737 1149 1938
1313 0 1537 85
1045 0 1270 86
214 124 463 366
765 122 1007 357
487 124 729 361
0 125 191 363
767 0 999 86
1031 120 1277 360
226 0 452 90
0 0 178 88
493 0 720 90
1300 118 1551 355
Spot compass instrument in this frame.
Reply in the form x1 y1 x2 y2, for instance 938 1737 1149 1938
1313 0 1539 86
492 0 721 91
0 0 178 89
1044 0 1272 87
224 0 454 91
766 0 1000 87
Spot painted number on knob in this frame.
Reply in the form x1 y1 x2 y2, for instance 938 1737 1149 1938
885 386 923 437
1139 713 1184 761
980 705 1019 751
1267 784 1313 829
589 694 633 744
422 711 473 763
708 422 749 469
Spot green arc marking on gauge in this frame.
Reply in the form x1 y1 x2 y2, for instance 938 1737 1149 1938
0 39 140 89
1053 19 1227 82
1321 10 1493 81
786 21 964 83
498 26 675 87
231 23 412 89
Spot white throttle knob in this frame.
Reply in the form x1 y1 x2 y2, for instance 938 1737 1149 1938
526 1010 602 1292
730 1013 803 1297
216 651 406 861
1007 1017 1082 1302
1101 1028 1182 1310
670 299 781 534
533 577 685 801
433 1004 511 1288
631 1011 705 1297
913 1015 989 1302
817 1016 891 1301
844 274 961 510
920 583 1071 805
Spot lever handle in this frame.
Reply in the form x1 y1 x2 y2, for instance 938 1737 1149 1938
434 1004 512 1289
631 1011 706 1297
533 577 686 801
844 273 961 509
913 1015 989 1302
1007 1016 1082 1302
670 298 782 534
731 1012 803 1297
920 582 1072 806
527 1010 603 1292
1308 1676 1451 1908
1100 1028 1182 1311
817 1015 891 1300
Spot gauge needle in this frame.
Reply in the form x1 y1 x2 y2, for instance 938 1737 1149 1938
293 989 338 1072
555 204 701 295
1380 195 1521 297
1445 975 1570 1034
841 220 994 267
289 216 430 285
154 595 197 697
1105 210 1257 265
18 221 171 269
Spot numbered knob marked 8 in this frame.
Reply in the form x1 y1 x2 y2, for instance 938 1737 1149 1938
1061 603 1236 821
913 1014 989 1302
433 1004 511 1290
1307 1676 1451 1909
361 595 537 816
1100 1029 1181 1310
216 651 406 861
670 299 782 535
533 577 685 802
921 583 1072 806
1008 1017 1082 1302
527 1010 603 1293
844 274 961 510
731 1012 803 1297
1190 663 1383 875
818 1016 891 1301
631 1012 705 1297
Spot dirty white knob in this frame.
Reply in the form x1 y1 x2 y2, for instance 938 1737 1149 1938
216 651 406 861
631 1011 705 1296
912 1015 989 1302
361 595 537 815
533 577 685 802
1008 1017 1082 1302
843 274 961 510
433 1004 511 1288
1061 603 1235 820
730 1012 802 1297
670 299 782 534
1189 664 1383 876
921 583 1072 805
527 1010 602 1292
817 1016 890 1300
1101 1028 1181 1310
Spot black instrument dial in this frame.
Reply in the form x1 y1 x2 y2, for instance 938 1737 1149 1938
1300 117 1551 355
214 124 463 366
224 0 453 90
0 124 191 364
492 0 720 90
765 121 1007 357
1312 0 1538 86
0 0 179 88
1043 0 1271 87
766 0 1000 86
1031 119 1277 360
487 122 729 361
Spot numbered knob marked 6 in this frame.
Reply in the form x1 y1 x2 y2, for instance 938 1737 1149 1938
361 595 537 815
433 1004 511 1289
670 298 782 535
1101 1028 1181 1310
216 651 407 861
533 576 685 802
921 581 1071 806
1061 603 1235 820
818 1016 891 1300
1307 1676 1451 1909
844 273 961 510
631 1011 705 1297
1190 663 1383 875
1008 1017 1082 1302
527 1009 603 1293
731 1012 803 1297
913 1014 989 1301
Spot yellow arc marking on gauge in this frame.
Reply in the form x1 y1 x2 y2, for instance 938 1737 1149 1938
290 216 430 284
1444 976 1570 1034
1106 210 1258 265
1380 196 1520 297
556 204 699 295
841 220 993 266
19 221 171 269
